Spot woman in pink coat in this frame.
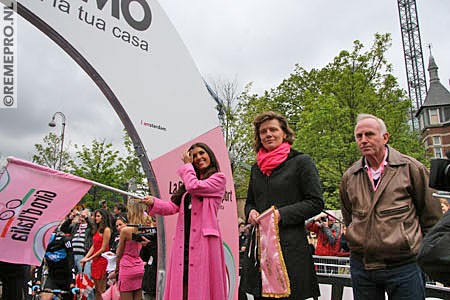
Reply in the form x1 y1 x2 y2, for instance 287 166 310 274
141 142 227 300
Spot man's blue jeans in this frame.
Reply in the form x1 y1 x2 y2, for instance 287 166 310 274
350 256 425 300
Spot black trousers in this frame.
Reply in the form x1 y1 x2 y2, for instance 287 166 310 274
0 262 27 300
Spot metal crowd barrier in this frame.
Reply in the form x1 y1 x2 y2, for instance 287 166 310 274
313 255 450 300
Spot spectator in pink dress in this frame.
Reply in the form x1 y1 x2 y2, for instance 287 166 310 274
109 199 146 300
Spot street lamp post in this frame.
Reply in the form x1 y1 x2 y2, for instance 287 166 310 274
48 111 66 170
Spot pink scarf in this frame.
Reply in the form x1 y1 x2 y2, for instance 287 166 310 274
257 142 291 176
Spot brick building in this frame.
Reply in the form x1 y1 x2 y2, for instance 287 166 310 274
417 53 450 158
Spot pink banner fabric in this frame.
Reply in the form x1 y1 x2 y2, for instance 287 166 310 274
257 206 291 298
152 127 239 299
0 157 93 265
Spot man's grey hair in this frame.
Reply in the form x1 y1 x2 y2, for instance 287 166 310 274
356 113 388 135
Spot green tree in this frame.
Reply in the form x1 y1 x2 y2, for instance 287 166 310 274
33 132 71 170
209 79 257 199
293 34 426 208
234 33 427 209
69 138 125 208
32 130 147 209
117 132 147 196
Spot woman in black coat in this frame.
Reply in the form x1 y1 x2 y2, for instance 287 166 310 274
241 111 324 300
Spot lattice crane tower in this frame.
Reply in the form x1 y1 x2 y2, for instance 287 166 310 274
397 0 427 130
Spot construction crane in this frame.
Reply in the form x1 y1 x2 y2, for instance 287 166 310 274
397 0 427 130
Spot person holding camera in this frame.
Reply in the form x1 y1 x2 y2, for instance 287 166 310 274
59 208 80 232
141 142 228 300
306 212 341 257
108 199 146 300
61 209 94 300
340 114 442 300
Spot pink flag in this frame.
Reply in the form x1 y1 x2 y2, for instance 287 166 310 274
257 206 291 298
0 157 93 265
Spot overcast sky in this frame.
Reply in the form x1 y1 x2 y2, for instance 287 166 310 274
1 0 449 161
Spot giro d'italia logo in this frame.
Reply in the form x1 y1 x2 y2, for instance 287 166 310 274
0 168 58 261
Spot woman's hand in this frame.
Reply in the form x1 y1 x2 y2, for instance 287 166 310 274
80 257 89 264
275 209 281 223
141 196 154 207
181 149 193 164
248 209 260 225
140 236 150 247
108 270 117 280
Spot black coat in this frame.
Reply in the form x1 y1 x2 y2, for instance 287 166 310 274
60 218 93 253
241 150 323 300
140 239 158 296
417 211 450 285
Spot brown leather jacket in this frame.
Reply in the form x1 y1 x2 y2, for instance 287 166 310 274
340 146 442 270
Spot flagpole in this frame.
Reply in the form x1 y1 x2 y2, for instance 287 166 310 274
4 156 145 200
0 157 8 171
90 180 145 200
433 192 450 200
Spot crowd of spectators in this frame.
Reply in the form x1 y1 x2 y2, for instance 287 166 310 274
238 210 349 261
1 196 449 299
238 200 450 260
0 200 157 300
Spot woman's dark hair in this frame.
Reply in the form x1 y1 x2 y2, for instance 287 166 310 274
189 142 220 178
252 111 295 152
114 203 127 213
171 142 220 206
116 212 128 224
93 208 111 234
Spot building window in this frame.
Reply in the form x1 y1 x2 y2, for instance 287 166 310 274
429 108 440 125
433 136 441 145
434 147 443 158
444 107 450 122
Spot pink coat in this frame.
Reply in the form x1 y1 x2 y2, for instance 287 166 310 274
149 164 227 300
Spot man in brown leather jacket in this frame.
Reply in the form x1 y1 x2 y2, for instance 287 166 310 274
340 113 442 300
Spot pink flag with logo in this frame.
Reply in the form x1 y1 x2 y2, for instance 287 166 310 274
0 157 93 265
257 206 291 298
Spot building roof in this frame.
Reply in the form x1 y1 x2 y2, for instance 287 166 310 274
421 53 450 108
